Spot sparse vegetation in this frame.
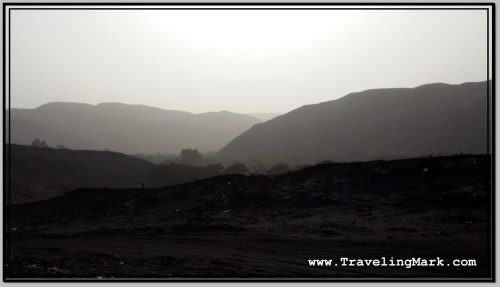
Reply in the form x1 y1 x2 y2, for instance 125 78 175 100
30 139 49 148
179 149 203 166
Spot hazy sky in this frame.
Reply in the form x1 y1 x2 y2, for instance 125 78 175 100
10 9 488 114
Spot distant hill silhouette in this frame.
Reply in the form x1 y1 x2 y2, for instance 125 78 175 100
247 113 281 122
9 144 155 203
10 102 261 154
219 81 489 164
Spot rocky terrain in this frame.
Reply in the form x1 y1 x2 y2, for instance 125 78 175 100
6 155 492 279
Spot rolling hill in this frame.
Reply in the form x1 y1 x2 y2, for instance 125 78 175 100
8 144 155 203
10 102 261 154
219 81 489 164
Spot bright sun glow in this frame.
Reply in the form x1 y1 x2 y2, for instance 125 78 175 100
146 10 355 52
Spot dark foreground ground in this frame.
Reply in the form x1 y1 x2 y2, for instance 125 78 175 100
6 155 493 279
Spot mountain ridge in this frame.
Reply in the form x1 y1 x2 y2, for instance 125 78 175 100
219 81 489 164
10 102 261 154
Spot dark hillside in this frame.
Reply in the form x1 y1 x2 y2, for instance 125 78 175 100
9 155 492 278
220 81 489 164
9 144 155 203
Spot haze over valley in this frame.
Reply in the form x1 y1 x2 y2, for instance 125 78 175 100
6 6 492 280
10 80 489 166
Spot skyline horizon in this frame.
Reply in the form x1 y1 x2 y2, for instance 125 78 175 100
11 9 489 114
9 79 490 114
